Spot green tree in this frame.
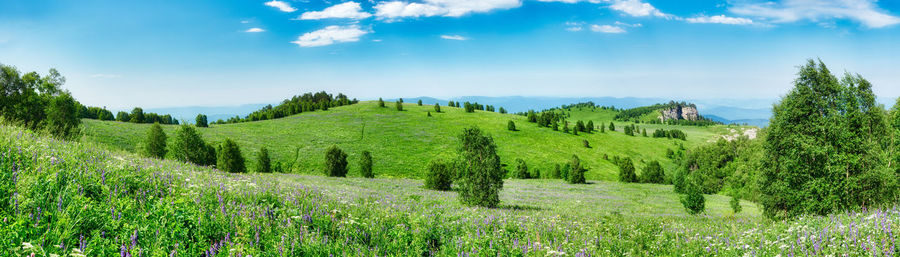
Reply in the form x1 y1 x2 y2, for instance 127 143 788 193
417 99 423 106
170 124 216 166
600 125 605 133
512 158 529 179
424 159 453 190
324 145 349 177
730 195 742 214
195 114 208 127
359 150 374 178
45 92 80 139
618 157 637 183
378 98 385 107
551 164 561 179
395 100 403 111
639 160 665 184
567 155 586 184
642 128 647 137
130 107 144 123
434 103 441 113
0 65 65 131
216 138 246 173
142 123 167 159
507 121 516 131
608 122 615 131
891 98 900 180
499 107 507 114
586 120 594 132
761 60 896 219
116 111 130 122
256 147 271 173
582 139 590 148
456 127 504 207
681 180 706 215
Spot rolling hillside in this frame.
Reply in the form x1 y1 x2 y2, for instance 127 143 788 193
81 101 742 180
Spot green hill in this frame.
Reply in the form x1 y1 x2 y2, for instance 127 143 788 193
82 101 740 180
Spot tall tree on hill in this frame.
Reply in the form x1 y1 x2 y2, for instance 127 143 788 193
256 147 271 173
608 122 615 132
507 121 516 131
761 59 896 219
216 138 246 173
434 103 441 113
499 107 507 114
195 114 208 127
587 120 594 132
360 150 374 178
170 124 216 166
395 100 403 111
513 158 530 179
45 92 80 139
618 157 637 183
456 127 504 208
640 160 665 184
417 99 423 106
143 123 167 159
324 145 349 177
130 107 144 123
378 98 385 108
567 155 586 184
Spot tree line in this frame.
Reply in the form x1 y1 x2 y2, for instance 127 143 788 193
212 91 357 125
1 64 80 139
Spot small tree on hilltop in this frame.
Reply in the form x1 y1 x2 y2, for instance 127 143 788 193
608 122 615 132
395 100 403 111
256 146 271 173
216 138 246 173
434 103 441 113
456 127 504 208
378 98 385 107
507 121 516 131
324 145 349 177
567 155 586 184
143 123 167 159
417 99 423 106
618 157 637 183
425 160 453 190
586 120 594 132
45 92 80 139
512 158 530 179
196 114 208 128
360 150 374 178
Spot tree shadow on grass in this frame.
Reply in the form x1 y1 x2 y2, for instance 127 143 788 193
497 204 544 211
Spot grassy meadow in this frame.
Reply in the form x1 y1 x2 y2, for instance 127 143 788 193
81 101 743 181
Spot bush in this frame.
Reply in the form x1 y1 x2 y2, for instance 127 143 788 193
618 157 637 183
551 164 561 179
45 92 80 139
507 121 516 131
142 123 167 159
324 145 349 177
512 158 529 179
196 114 208 127
586 120 594 132
730 195 742 214
567 155 586 184
639 160 665 184
681 180 706 215
395 100 403 111
456 127 504 207
499 107 506 114
170 124 216 166
256 147 271 173
434 103 441 113
359 150 374 178
216 138 246 173
417 99 423 106
582 139 590 148
378 98 385 107
130 107 144 123
608 122 615 131
424 160 453 190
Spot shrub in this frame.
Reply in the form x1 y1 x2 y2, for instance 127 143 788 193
499 107 506 114
324 145 349 177
116 111 130 122
567 155 586 184
618 157 637 183
532 168 541 179
512 158 529 179
256 147 271 173
586 120 594 132
427 111 431 117
378 98 385 107
456 127 504 207
681 180 706 215
170 124 216 166
608 122 615 131
360 150 374 178
395 100 403 111
424 160 453 190
582 139 590 148
551 164 561 179
130 107 144 123
417 99 423 106
272 160 284 173
45 92 80 139
639 160 665 184
560 163 570 181
142 123 167 159
434 103 441 113
600 125 605 133
195 114 208 127
507 121 516 131
730 195 742 214
216 138 246 173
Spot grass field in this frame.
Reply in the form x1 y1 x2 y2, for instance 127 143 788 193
81 101 744 180
5 123 897 256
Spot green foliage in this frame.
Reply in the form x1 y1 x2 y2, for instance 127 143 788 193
424 159 454 190
608 122 615 131
216 138 246 173
761 59 897 219
674 137 763 200
681 180 706 215
730 195 742 214
434 103 441 113
396 100 403 111
498 107 507 114
229 92 355 123
551 164 561 179
256 146 271 173
567 155 586 184
324 145 349 177
642 128 647 137
586 120 594 132
142 123 167 159
360 150 374 178
639 160 665 184
600 125 605 133
507 121 516 131
45 91 80 139
0 64 81 137
582 139 590 148
653 129 686 140
417 99 423 106
624 125 634 136
456 127 504 207
170 124 216 166
129 107 144 123
532 168 540 179
512 158 530 179
618 157 637 183
196 114 208 127
115 111 130 122
379 98 385 107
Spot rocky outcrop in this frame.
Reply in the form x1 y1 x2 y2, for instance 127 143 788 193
658 104 700 122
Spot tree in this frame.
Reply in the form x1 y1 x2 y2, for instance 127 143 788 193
761 60 896 219
456 127 504 207
378 98 385 107
425 160 453 190
642 128 647 137
512 158 530 179
359 150 374 178
116 111 130 122
448 101 455 108
45 92 80 139
216 138 246 173
170 124 216 166
417 99 423 106
499 107 507 114
608 122 615 131
324 145 349 177
563 122 569 133
195 114 208 127
434 103 441 113
567 155 586 184
618 157 637 183
552 121 558 131
575 121 585 133
130 107 144 123
600 125 605 133
586 120 594 132
532 168 541 179
639 160 665 184
551 164 561 179
0 65 66 131
256 147 271 173
681 180 706 215
395 100 403 111
507 121 516 131
730 195 742 214
582 139 590 148
143 123 167 159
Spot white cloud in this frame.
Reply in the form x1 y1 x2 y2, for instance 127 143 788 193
245 28 266 32
614 21 642 27
686 15 754 25
291 25 369 47
565 21 584 31
374 0 521 19
440 34 467 40
240 20 250 24
729 0 900 28
299 2 373 20
591 24 626 33
609 0 670 18
265 0 297 12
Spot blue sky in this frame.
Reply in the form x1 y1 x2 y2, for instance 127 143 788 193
1 0 898 109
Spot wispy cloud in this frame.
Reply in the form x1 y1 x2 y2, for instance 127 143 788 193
245 28 265 32
374 0 521 19
686 15 754 25
299 2 372 20
608 0 671 18
591 24 627 33
291 25 369 47
729 0 899 28
264 0 296 12
565 21 585 31
440 34 468 40
90 74 121 79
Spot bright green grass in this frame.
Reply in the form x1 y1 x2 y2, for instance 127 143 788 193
82 101 736 180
